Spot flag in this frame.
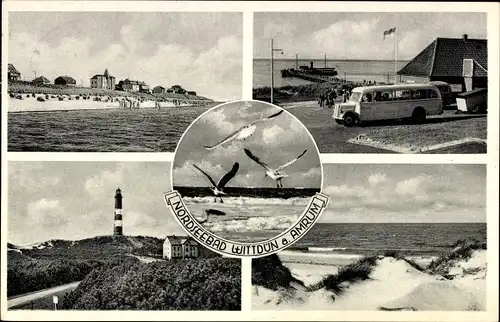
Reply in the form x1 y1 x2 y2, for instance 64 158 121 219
383 27 396 40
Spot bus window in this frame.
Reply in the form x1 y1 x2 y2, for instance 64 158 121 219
374 90 394 101
395 90 412 100
412 89 427 99
427 89 438 98
362 93 373 102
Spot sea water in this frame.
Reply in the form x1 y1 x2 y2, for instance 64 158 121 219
8 106 213 152
176 187 320 242
291 222 487 257
253 59 409 88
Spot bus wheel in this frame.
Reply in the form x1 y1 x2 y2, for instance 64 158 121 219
411 107 426 124
334 119 344 125
343 112 357 127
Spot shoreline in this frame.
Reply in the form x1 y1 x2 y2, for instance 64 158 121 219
7 96 219 113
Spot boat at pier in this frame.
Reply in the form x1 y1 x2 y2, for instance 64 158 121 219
281 61 338 82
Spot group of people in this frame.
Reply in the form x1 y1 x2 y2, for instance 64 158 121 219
318 88 337 108
318 88 351 108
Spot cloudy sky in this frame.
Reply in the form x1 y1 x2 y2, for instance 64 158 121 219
7 162 184 246
320 164 486 223
173 101 322 189
8 12 242 101
254 12 487 60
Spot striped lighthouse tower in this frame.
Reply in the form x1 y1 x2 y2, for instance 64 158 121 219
114 188 123 236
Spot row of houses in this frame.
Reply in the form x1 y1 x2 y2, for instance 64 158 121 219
9 64 77 86
8 65 197 96
152 85 197 96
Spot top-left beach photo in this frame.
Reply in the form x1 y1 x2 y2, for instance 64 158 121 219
6 11 242 152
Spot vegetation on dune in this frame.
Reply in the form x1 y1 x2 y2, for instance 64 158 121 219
7 236 162 296
254 239 487 306
427 239 486 277
382 250 425 272
306 256 377 298
7 256 138 297
20 235 164 260
61 258 241 310
252 254 305 291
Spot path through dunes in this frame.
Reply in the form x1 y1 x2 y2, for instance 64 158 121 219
7 281 81 309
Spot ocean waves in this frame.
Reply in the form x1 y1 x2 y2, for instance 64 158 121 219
183 196 310 206
204 215 299 233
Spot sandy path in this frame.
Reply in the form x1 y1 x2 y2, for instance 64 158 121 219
7 281 81 308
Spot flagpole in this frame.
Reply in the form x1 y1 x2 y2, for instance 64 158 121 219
394 28 398 84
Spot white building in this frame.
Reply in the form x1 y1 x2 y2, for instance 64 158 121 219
163 235 199 259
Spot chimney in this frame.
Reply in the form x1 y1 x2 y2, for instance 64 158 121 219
463 34 468 41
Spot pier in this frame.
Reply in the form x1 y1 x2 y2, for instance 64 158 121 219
281 69 337 84
281 61 339 84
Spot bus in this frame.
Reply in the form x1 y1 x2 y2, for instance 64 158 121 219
332 84 443 127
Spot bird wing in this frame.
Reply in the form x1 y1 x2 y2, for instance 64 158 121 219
217 162 239 189
249 109 284 126
244 149 272 171
203 125 247 150
193 164 217 188
203 110 283 150
276 150 307 171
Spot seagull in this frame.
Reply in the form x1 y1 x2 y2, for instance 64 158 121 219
203 110 284 150
193 162 239 203
196 209 226 224
244 148 307 188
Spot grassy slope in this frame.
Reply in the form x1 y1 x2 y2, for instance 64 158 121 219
7 236 163 296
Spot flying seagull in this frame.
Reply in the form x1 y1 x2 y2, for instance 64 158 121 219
193 162 239 203
196 209 226 224
203 110 284 150
244 149 307 188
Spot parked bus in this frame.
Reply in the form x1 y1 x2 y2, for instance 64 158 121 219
332 84 443 127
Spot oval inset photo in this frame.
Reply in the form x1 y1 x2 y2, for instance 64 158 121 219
169 100 327 257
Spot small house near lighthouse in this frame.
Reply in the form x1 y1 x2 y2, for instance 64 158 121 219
114 188 123 236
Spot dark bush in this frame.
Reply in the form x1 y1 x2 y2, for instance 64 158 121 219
252 254 304 291
62 258 241 310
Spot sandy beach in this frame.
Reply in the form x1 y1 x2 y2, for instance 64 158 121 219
7 95 200 113
252 244 486 311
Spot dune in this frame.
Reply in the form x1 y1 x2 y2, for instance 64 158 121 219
252 248 486 311
380 281 483 311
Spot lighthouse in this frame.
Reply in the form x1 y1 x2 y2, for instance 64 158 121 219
114 188 123 236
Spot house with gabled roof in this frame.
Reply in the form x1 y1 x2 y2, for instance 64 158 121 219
163 235 200 259
54 75 77 86
398 34 487 93
8 64 21 81
32 76 51 86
